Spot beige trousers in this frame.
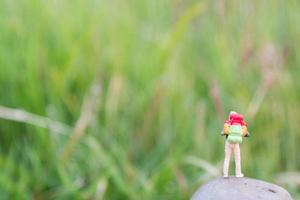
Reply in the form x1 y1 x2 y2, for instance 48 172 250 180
223 141 243 177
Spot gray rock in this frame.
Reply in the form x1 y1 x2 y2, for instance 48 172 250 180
191 177 293 200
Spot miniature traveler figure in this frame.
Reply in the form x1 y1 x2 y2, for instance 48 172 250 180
221 111 250 178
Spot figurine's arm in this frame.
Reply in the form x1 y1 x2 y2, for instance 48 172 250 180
242 125 250 137
223 123 230 135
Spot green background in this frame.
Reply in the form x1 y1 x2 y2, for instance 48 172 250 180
0 0 299 199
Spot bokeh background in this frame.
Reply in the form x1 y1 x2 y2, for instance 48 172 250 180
0 0 299 199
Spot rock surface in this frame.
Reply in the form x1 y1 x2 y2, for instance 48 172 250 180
191 177 293 200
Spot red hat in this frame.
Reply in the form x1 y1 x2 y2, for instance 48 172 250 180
228 113 246 126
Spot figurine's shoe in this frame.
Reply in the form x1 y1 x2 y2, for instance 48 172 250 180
236 173 244 178
223 174 229 178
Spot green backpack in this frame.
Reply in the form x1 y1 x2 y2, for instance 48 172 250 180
227 125 243 144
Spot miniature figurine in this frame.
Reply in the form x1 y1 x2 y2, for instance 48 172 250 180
221 111 250 178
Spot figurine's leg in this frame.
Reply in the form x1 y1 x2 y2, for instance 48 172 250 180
223 142 232 177
234 144 244 177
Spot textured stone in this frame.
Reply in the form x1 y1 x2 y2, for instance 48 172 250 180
191 177 293 200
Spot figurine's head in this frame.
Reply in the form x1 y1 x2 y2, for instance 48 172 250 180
229 111 244 125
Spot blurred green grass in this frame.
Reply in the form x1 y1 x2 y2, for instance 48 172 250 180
0 0 300 199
